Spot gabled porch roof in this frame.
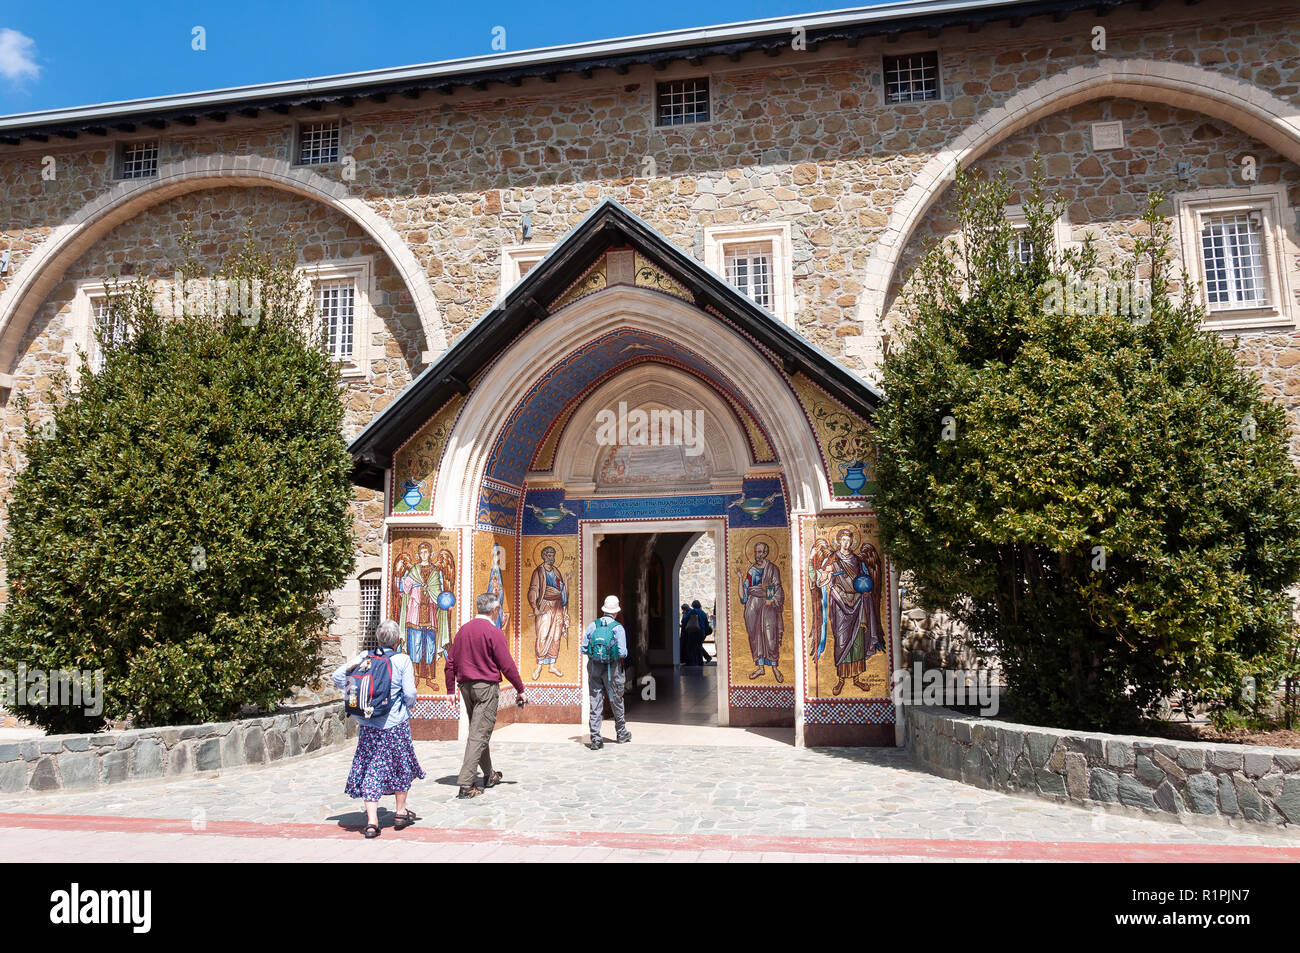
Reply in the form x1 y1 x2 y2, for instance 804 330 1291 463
348 198 880 489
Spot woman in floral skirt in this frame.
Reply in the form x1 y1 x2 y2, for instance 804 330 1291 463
333 619 425 838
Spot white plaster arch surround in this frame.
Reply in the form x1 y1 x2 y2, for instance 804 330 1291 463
551 367 754 495
434 285 832 525
0 154 447 376
853 59 1300 373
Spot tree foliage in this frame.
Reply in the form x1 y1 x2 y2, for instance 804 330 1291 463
0 236 355 731
874 168 1300 730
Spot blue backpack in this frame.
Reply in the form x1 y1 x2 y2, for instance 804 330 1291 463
586 617 621 663
344 649 397 720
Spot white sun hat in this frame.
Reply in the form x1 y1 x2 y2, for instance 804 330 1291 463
600 595 622 615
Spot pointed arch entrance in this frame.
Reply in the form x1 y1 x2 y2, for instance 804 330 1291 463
350 200 899 746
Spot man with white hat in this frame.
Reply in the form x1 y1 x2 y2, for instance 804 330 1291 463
580 595 631 750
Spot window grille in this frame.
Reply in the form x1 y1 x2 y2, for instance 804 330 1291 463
724 243 774 309
884 52 940 103
298 121 341 165
1200 211 1269 310
656 78 710 126
317 279 355 361
119 141 158 179
359 577 381 651
91 298 129 371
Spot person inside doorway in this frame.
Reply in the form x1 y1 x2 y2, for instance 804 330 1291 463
680 599 712 666
581 595 631 750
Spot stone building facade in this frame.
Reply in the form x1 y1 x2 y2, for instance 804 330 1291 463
0 0 1297 742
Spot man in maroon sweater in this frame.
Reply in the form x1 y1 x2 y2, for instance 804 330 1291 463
444 591 526 799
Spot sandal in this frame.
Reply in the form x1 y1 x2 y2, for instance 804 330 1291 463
393 809 419 830
363 823 381 839
485 771 503 788
457 786 482 799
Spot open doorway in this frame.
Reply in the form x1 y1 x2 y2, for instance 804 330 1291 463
589 526 723 727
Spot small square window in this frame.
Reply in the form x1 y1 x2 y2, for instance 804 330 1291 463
1199 211 1269 311
656 78 710 126
317 278 356 362
118 140 158 179
297 120 341 165
724 242 774 310
883 52 940 103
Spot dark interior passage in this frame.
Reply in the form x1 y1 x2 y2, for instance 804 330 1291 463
592 530 718 726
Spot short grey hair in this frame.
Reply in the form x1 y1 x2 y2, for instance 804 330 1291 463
476 592 501 616
375 619 402 649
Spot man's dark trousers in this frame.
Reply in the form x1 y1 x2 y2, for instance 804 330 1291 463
458 680 499 787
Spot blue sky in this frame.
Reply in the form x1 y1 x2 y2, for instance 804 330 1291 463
0 0 899 117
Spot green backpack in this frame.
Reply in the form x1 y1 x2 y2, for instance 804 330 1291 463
587 617 621 663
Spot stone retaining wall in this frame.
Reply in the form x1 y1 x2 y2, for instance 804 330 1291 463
906 706 1300 828
0 702 356 794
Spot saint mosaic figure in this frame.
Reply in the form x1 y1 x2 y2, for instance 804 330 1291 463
487 543 511 633
809 529 886 696
737 541 784 681
395 542 455 681
527 545 569 680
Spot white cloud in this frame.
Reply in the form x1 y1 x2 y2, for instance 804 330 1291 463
0 29 40 84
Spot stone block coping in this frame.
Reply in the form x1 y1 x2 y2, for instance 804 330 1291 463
0 701 356 795
906 706 1300 829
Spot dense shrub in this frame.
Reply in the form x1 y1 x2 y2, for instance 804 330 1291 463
874 169 1300 730
0 239 355 731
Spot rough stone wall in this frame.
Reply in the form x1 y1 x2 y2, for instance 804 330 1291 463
677 533 716 614
908 706 1300 828
2 1 1294 356
0 0 1296 660
888 98 1300 454
0 188 422 653
0 701 355 794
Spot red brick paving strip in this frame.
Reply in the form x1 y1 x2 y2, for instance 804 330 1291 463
0 813 1296 862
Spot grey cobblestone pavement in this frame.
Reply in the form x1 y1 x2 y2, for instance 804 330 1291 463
0 739 1296 847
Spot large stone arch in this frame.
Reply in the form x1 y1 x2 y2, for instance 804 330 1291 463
853 59 1300 375
0 154 447 377
434 285 832 526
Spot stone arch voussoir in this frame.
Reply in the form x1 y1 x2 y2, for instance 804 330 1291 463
850 59 1300 378
0 154 446 376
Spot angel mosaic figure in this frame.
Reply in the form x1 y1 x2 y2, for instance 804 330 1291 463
396 542 455 681
809 529 886 696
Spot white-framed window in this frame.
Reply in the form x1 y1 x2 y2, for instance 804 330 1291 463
497 243 555 299
656 78 710 126
1174 185 1296 330
68 281 131 377
703 222 795 327
883 51 940 103
301 258 374 378
296 119 341 165
117 140 159 179
1005 205 1072 262
724 243 774 309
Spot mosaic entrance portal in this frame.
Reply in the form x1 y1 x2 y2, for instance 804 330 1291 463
367 205 893 745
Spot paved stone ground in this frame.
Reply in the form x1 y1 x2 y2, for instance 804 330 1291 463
0 737 1297 861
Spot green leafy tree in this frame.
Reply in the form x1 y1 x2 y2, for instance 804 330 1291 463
874 168 1300 730
0 236 355 731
